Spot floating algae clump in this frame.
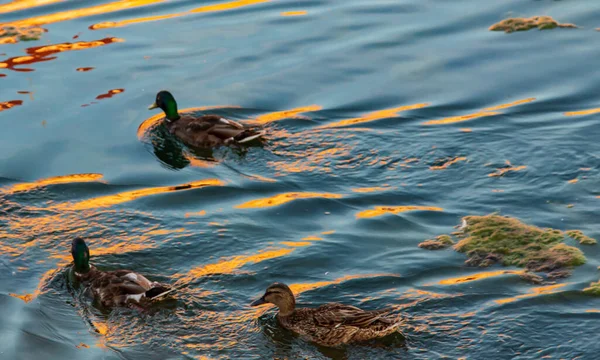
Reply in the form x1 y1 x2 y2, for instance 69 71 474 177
419 235 454 250
0 26 44 43
566 230 597 245
583 281 600 296
452 215 586 273
489 16 577 33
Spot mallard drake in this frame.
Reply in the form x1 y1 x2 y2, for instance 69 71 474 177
148 90 264 148
70 237 171 308
251 283 403 347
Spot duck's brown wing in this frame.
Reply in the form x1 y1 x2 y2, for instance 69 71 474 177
313 303 395 329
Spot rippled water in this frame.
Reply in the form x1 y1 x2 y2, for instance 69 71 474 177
1 0 600 359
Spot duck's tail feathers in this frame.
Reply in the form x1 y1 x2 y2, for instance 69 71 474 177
144 285 171 299
147 282 188 301
236 130 265 144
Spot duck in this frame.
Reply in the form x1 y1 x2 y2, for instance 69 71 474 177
70 237 171 308
148 90 264 148
251 282 403 347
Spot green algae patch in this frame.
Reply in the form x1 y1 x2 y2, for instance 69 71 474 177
489 16 577 34
419 235 454 250
566 230 597 245
0 26 44 43
445 215 587 273
584 281 600 296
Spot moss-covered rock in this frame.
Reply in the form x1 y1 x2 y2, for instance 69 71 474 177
566 230 597 245
434 214 589 273
489 16 576 33
419 235 454 250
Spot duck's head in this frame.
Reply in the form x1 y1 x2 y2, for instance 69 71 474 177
251 282 296 315
71 237 90 273
148 90 180 121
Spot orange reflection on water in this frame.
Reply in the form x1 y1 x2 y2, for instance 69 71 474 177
3 0 164 28
351 185 395 193
90 13 179 30
488 165 527 177
564 108 600 117
436 270 525 285
235 192 342 209
494 283 568 305
281 11 307 16
177 247 294 281
9 267 61 303
0 37 123 72
76 67 94 72
137 105 239 139
422 111 499 126
483 97 535 111
320 103 429 129
0 0 63 14
4 173 103 193
356 205 443 219
0 100 23 112
301 235 323 241
253 105 321 124
89 0 270 30
423 98 535 125
429 156 467 170
52 178 224 211
96 88 124 100
289 273 400 295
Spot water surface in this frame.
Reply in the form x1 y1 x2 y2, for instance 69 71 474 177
1 0 600 359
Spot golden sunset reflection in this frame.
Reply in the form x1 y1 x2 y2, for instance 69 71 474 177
435 270 525 285
2 0 164 28
281 11 307 16
422 111 499 126
96 88 124 100
235 192 343 209
423 98 535 125
356 205 443 219
252 105 321 124
176 248 295 282
429 157 467 170
9 267 61 303
564 108 600 117
488 161 527 177
3 173 103 193
51 178 224 211
0 100 23 112
136 105 239 139
351 185 395 193
494 283 568 305
88 0 271 30
0 0 63 14
0 37 123 72
319 103 429 129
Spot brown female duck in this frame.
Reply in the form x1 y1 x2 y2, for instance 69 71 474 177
148 90 264 148
251 283 403 347
70 237 170 308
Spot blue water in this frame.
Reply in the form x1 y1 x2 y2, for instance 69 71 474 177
1 0 600 359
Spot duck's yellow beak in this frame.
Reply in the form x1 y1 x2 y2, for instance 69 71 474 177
148 102 158 110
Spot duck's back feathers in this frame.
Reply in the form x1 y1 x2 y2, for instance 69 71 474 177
278 304 403 347
167 114 263 148
76 266 170 308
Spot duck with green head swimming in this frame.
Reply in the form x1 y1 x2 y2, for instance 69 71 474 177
70 237 172 308
148 90 264 148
